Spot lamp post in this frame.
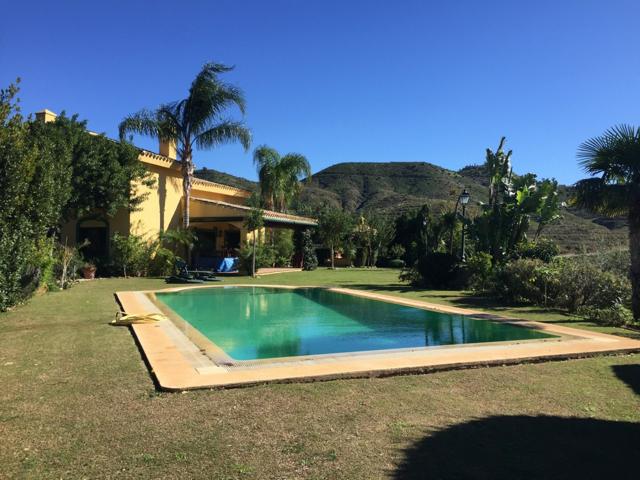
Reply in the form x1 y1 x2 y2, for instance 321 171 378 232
459 189 470 262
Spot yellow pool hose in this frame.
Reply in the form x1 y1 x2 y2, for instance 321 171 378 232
111 312 168 325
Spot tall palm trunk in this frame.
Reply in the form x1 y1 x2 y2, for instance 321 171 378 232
252 233 257 277
629 196 640 321
181 148 194 229
181 148 194 265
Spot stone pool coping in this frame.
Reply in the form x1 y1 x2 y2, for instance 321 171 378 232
115 285 640 390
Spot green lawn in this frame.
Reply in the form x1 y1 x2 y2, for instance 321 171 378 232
1 269 639 479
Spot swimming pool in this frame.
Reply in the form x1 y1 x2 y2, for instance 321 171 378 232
155 286 556 361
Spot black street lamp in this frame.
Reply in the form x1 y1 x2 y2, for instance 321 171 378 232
459 189 470 262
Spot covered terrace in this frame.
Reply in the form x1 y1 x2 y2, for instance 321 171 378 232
188 197 317 271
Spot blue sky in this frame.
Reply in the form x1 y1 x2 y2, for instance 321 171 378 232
2 0 639 184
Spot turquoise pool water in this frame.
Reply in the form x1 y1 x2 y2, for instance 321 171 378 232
156 287 555 361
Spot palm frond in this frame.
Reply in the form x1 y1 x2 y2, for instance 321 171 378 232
253 145 280 168
156 103 182 141
195 120 251 151
252 145 280 209
571 178 629 216
186 63 247 134
279 153 311 181
118 109 159 141
578 124 640 180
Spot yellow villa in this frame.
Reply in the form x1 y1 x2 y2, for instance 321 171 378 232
35 110 317 269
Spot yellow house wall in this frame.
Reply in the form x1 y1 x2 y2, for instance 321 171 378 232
60 209 130 246
129 164 183 240
59 152 254 248
129 158 250 240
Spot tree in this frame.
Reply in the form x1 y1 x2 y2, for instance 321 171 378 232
119 62 251 228
353 212 395 267
244 195 264 277
533 178 562 240
573 125 640 321
301 229 318 270
0 80 73 309
393 205 445 265
253 145 311 212
317 208 353 269
30 114 151 220
473 138 561 263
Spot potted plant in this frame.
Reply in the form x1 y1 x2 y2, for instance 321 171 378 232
81 262 97 280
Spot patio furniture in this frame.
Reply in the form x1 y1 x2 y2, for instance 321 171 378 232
165 260 219 284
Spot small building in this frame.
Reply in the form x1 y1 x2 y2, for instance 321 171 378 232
37 110 317 268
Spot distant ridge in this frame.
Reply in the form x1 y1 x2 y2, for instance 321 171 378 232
194 167 258 192
198 161 627 253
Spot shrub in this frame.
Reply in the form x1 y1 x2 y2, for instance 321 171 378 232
552 258 631 312
493 259 545 304
387 259 405 269
111 233 149 277
515 239 559 263
147 247 178 277
388 244 406 260
490 256 632 312
588 250 630 277
54 241 85 289
402 252 462 289
467 251 494 292
238 243 275 275
577 304 633 327
272 229 294 267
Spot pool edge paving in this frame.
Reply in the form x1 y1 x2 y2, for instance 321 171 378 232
115 285 640 390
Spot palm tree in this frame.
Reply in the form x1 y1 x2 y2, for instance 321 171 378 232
573 125 640 321
253 145 311 212
119 63 251 229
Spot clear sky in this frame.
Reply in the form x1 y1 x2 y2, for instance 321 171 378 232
2 0 639 184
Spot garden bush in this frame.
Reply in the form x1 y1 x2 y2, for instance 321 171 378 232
577 304 633 327
466 251 494 292
402 252 462 289
490 255 632 314
514 239 559 263
492 259 546 304
552 258 631 312
386 258 405 269
238 243 275 275
272 229 295 267
589 250 630 277
388 244 406 260
110 233 150 277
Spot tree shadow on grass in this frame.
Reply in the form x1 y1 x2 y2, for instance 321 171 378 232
343 283 415 294
393 415 639 480
612 364 640 395
344 284 567 314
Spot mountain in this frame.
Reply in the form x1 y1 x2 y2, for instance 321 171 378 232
298 162 628 253
195 167 258 192
195 161 628 253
